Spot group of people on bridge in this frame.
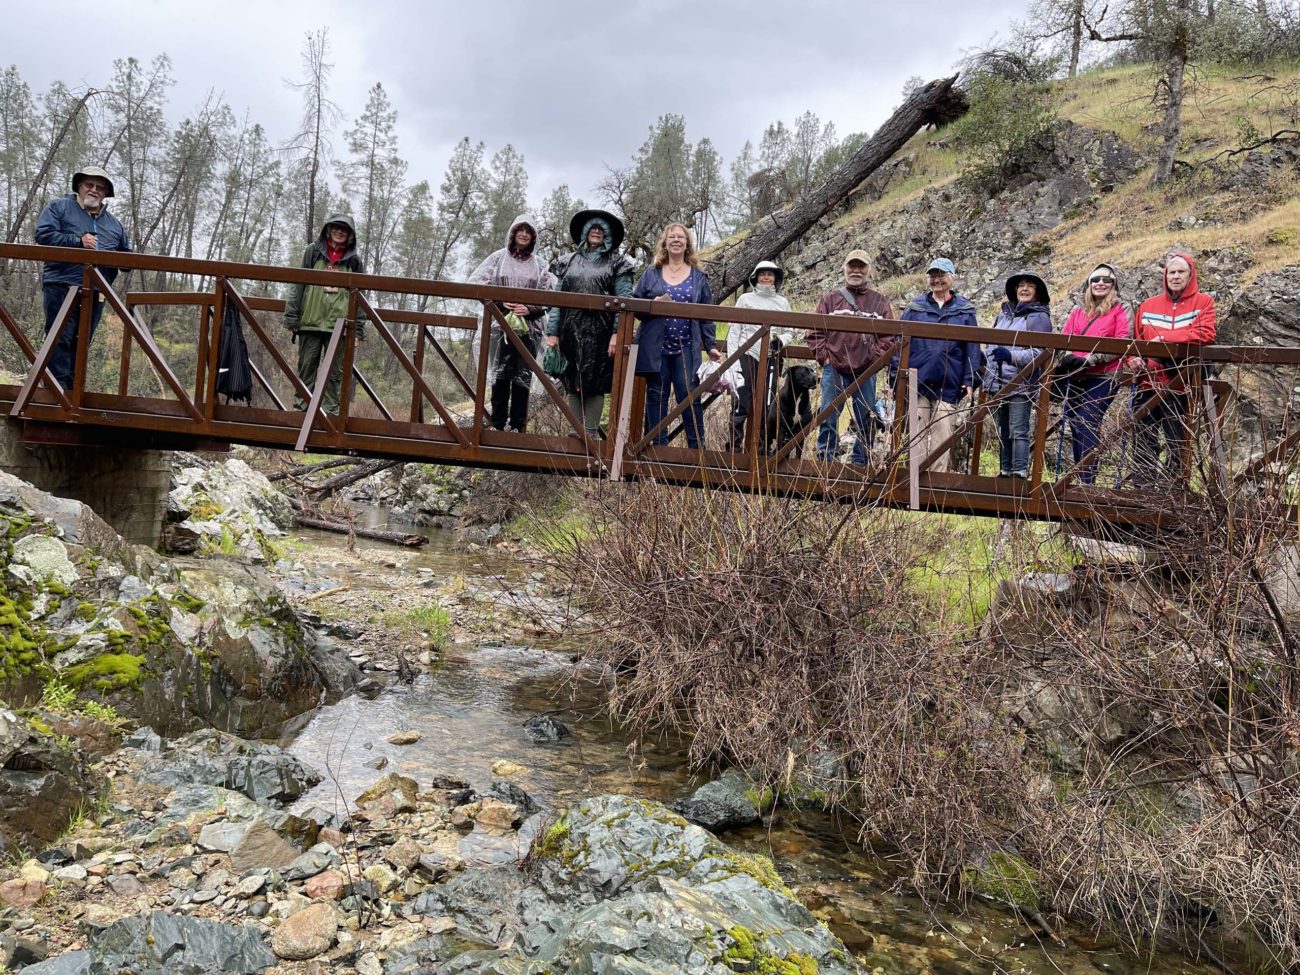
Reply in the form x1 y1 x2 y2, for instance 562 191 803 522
33 169 1216 487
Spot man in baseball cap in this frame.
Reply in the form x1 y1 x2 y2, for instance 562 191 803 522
33 165 133 390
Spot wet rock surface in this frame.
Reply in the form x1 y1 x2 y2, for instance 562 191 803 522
671 769 765 833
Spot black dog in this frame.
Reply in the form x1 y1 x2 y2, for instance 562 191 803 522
762 364 819 456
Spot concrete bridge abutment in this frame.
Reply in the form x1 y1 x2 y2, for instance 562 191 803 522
0 418 171 547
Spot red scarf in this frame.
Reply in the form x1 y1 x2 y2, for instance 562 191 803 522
325 241 346 265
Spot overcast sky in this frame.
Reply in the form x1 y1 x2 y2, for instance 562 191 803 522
11 0 1027 206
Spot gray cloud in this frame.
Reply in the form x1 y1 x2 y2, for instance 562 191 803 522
12 0 1026 207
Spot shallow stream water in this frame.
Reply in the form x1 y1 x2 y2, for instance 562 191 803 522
280 513 1220 975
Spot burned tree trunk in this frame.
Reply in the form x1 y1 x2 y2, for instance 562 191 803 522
705 76 968 302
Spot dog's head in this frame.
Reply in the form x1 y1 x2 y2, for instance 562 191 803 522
787 365 818 392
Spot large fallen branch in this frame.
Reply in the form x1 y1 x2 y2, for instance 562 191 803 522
306 459 403 498
269 457 357 482
704 75 968 302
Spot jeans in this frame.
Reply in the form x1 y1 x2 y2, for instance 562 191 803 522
995 394 1032 477
1132 390 1191 485
43 283 106 390
489 334 535 431
644 352 703 448
816 365 876 465
1061 374 1115 485
293 331 345 413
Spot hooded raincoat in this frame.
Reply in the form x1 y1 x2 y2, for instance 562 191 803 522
468 214 554 389
546 213 635 398
284 214 366 334
1133 252 1216 391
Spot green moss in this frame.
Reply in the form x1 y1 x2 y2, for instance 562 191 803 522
74 602 97 622
722 926 818 975
186 493 224 521
721 850 794 899
63 652 146 693
961 851 1040 909
743 785 776 814
168 591 206 613
534 816 581 866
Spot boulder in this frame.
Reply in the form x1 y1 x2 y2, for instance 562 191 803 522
270 901 339 961
21 910 275 975
169 458 295 563
0 711 98 857
671 769 764 833
138 728 322 803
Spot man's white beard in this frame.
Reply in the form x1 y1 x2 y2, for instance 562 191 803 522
78 193 104 213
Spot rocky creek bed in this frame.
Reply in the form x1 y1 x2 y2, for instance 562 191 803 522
0 456 1223 974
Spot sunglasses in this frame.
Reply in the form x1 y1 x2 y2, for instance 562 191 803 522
1089 275 1115 285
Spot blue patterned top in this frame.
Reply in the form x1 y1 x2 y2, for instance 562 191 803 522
660 278 694 355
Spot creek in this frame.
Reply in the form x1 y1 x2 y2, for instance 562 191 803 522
278 510 1218 975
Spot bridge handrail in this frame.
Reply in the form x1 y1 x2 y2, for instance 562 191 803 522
2 242 1289 366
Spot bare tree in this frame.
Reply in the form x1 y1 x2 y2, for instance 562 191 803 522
284 28 341 242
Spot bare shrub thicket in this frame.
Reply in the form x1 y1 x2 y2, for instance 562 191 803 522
546 451 1300 966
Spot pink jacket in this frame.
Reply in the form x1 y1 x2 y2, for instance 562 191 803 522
1061 302 1130 375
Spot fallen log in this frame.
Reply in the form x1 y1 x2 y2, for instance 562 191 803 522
294 514 427 547
306 459 403 498
704 76 968 303
269 457 357 482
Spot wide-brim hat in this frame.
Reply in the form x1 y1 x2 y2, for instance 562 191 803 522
1005 271 1050 305
72 166 115 198
569 209 624 251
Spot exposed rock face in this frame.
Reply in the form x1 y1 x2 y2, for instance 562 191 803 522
20 910 276 975
394 795 861 975
138 728 322 803
168 457 295 562
0 709 98 857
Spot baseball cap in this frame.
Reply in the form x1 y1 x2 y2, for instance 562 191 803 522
926 257 956 275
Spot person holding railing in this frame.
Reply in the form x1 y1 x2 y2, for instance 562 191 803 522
284 214 366 415
33 166 133 390
468 214 554 433
1058 263 1130 485
726 260 794 453
892 257 981 474
983 271 1053 480
633 223 721 450
807 249 894 465
545 209 635 439
1123 251 1216 485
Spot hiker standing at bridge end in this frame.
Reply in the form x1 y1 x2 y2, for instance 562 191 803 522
807 249 894 465
1125 251 1216 484
284 214 366 414
34 166 133 390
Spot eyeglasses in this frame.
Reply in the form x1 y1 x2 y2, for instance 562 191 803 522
80 181 109 193
1089 275 1115 285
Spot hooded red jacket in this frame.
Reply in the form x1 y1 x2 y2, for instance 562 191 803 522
1134 251 1216 389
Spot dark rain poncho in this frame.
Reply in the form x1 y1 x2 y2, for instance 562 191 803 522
547 219 634 398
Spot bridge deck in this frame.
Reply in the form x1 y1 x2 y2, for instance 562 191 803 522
1 243 1295 531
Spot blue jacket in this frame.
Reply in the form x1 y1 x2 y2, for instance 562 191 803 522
631 266 716 376
34 194 133 287
892 291 981 404
982 300 1053 396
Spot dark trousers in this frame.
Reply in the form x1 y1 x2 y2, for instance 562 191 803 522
1062 375 1115 485
43 283 105 390
644 352 703 449
489 335 535 432
727 355 760 451
995 394 1033 477
1133 390 1191 485
294 331 345 413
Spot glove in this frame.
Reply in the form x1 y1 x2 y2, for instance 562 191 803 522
990 346 1013 364
770 335 784 352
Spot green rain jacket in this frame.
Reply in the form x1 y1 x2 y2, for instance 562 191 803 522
284 214 366 333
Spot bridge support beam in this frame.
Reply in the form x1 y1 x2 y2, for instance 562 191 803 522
0 418 172 547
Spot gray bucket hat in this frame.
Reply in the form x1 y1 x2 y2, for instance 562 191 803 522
72 166 114 198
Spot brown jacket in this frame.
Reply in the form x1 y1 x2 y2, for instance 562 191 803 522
808 286 895 373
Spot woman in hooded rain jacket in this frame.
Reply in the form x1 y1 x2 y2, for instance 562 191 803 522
1059 262 1130 485
983 272 1053 479
632 223 720 450
545 210 635 437
284 214 365 414
468 214 554 433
